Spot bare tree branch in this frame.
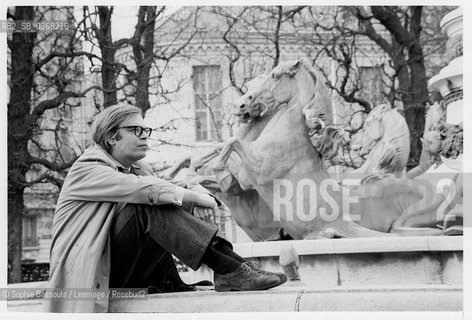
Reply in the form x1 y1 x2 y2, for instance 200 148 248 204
28 155 77 171
31 86 99 119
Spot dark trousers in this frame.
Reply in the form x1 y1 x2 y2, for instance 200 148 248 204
109 203 220 289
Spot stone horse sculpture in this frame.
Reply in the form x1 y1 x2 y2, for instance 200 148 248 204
349 103 410 179
165 148 284 242
211 60 456 239
304 96 409 179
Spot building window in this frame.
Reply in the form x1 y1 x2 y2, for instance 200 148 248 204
359 66 384 107
22 215 38 247
193 65 222 141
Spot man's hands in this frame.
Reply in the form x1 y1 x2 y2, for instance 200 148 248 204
181 189 219 221
193 193 219 221
193 207 213 221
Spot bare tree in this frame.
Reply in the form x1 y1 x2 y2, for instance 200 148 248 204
210 6 306 95
7 5 198 283
296 6 452 167
8 6 98 282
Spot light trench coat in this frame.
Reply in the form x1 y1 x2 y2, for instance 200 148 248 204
43 146 190 313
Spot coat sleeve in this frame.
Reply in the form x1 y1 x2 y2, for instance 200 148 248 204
61 157 185 206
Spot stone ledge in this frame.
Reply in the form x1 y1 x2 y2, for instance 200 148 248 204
105 284 465 312
233 236 462 258
7 281 47 289
7 285 462 312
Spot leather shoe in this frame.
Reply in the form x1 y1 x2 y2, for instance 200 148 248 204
214 262 281 292
246 261 288 285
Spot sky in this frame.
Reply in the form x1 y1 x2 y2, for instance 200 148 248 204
111 6 180 39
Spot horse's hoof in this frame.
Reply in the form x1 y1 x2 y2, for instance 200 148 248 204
214 170 234 193
443 225 463 236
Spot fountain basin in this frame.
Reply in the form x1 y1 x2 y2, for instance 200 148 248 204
184 236 462 288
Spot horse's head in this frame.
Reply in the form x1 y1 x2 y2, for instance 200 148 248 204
233 75 271 123
356 104 389 156
356 103 410 160
357 117 384 156
233 60 320 123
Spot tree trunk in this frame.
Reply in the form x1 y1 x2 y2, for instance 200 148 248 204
404 6 428 167
393 48 427 168
133 6 156 115
97 6 118 107
403 54 428 168
403 97 426 167
8 191 25 283
368 6 428 168
8 6 36 283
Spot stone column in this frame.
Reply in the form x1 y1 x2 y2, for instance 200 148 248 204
428 8 463 124
428 7 463 170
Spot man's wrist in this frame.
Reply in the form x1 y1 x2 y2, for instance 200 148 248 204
173 186 185 206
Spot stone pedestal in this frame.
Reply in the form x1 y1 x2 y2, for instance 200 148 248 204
181 236 462 287
426 7 463 174
428 7 463 127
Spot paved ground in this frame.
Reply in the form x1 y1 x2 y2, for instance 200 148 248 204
7 282 462 313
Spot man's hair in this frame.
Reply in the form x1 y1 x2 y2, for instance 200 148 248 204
91 104 142 153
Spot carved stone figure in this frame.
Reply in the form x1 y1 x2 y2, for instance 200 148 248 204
407 102 445 179
304 97 409 179
348 103 410 179
209 60 458 239
406 102 463 233
164 150 284 242
279 245 300 281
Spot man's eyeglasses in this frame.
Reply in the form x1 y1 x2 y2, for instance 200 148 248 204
119 126 153 138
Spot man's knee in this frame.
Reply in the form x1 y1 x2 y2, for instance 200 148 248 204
116 204 144 222
111 204 144 237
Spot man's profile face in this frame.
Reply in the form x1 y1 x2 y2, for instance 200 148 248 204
111 114 149 167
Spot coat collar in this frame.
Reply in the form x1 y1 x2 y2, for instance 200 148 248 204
85 145 141 174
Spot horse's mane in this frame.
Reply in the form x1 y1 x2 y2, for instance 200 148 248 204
311 126 349 160
301 62 333 125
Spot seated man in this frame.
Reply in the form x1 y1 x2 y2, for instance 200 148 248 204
43 104 286 313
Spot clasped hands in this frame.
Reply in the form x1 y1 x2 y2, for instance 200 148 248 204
192 193 219 222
